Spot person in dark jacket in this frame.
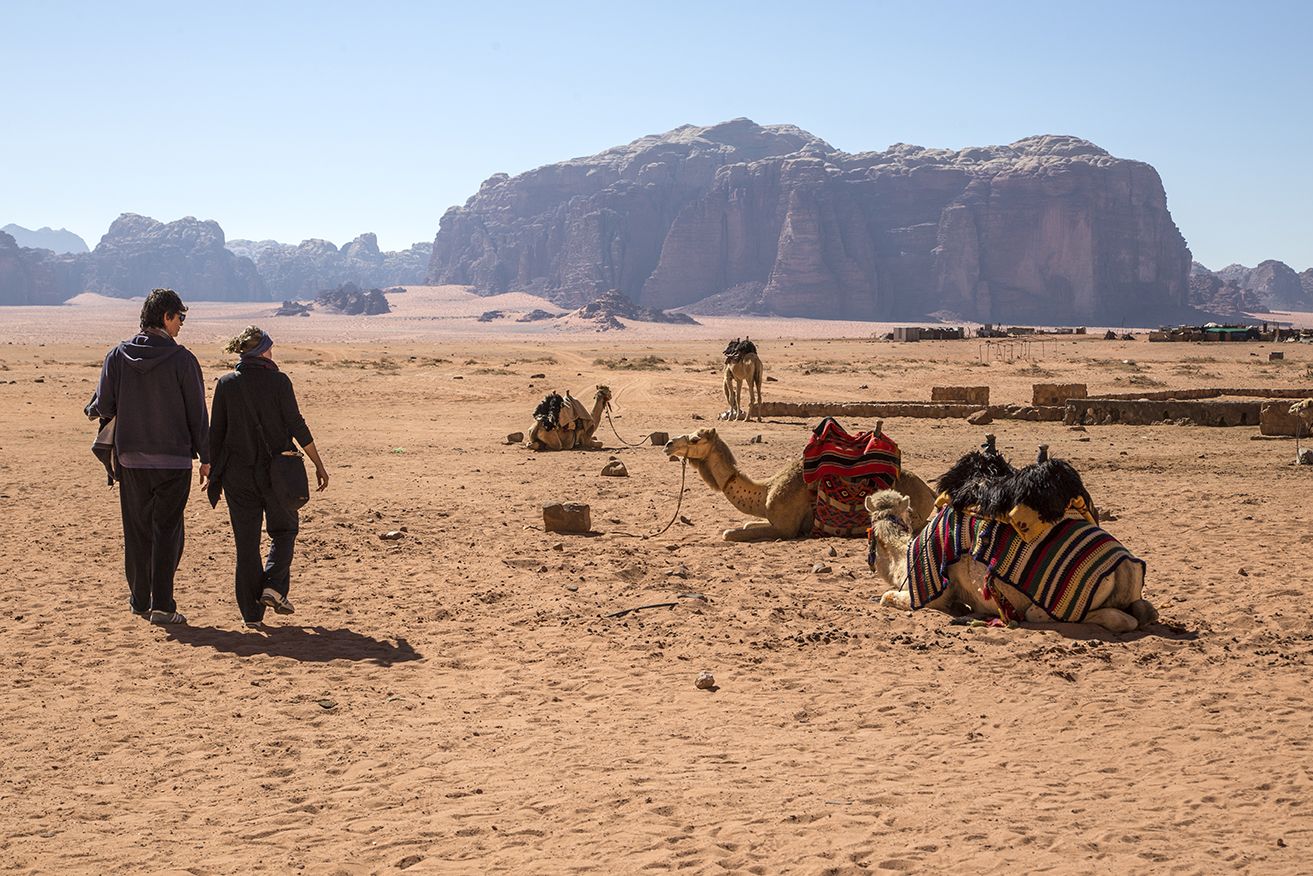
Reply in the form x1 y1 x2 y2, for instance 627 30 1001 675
87 288 209 625
208 326 328 627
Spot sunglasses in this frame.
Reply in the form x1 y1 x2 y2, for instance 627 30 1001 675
170 312 186 324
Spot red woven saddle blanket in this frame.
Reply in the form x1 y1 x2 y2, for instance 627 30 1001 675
803 418 902 537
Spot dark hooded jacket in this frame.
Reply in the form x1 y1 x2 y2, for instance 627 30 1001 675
88 332 210 468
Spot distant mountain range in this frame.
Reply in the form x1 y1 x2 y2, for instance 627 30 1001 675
0 215 430 305
2 224 89 254
4 119 1312 320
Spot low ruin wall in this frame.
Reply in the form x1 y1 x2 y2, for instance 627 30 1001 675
750 401 1064 422
1032 383 1088 406
1260 401 1311 437
931 385 989 405
1064 398 1262 427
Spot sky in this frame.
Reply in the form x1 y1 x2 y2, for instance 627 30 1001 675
2 0 1310 269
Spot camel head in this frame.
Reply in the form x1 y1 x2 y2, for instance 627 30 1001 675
864 490 913 578
664 428 718 462
1290 398 1313 422
595 384 613 404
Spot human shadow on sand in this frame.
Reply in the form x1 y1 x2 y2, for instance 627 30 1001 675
165 624 421 665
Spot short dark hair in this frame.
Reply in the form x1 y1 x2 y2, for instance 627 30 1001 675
140 288 187 330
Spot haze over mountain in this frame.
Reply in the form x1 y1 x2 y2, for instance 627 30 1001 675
2 224 89 254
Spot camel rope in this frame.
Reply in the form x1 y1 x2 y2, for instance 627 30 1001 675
603 402 650 448
609 457 688 540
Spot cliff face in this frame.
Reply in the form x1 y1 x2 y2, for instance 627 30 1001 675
83 214 266 301
227 233 430 295
1 224 89 254
429 122 1194 323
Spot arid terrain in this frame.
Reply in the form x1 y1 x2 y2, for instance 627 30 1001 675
2 287 1313 874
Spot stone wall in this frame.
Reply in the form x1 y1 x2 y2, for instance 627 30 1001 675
1260 401 1313 437
931 386 989 405
1032 383 1087 406
1064 398 1262 427
749 401 1063 421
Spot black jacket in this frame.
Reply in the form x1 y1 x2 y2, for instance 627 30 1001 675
207 360 313 507
88 332 209 466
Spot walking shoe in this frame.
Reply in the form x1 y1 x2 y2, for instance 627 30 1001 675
259 588 295 615
148 610 187 625
243 620 264 629
130 604 150 619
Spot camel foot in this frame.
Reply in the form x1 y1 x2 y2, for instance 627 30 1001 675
880 590 912 611
1128 599 1159 628
1084 607 1139 634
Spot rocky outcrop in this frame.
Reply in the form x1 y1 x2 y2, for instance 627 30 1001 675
1191 260 1311 314
314 283 390 315
567 289 698 327
2 224 89 254
429 121 1195 324
0 231 85 305
227 233 430 295
82 214 266 301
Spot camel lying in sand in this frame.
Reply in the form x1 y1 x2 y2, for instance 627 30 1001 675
864 443 1157 633
527 386 612 451
663 427 935 541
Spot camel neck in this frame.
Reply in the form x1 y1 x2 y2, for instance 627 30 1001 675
694 443 769 519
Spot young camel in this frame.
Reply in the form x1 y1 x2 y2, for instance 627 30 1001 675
720 354 763 421
527 386 612 451
663 427 936 541
864 490 1157 633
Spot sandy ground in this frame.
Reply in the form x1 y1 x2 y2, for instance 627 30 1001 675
2 287 1313 874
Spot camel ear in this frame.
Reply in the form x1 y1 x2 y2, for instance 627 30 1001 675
864 494 881 513
706 428 718 439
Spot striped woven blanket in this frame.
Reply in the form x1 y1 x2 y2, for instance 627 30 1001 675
802 418 901 486
972 519 1144 623
902 506 982 609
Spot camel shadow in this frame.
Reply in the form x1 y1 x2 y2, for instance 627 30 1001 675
164 623 421 665
1025 620 1201 643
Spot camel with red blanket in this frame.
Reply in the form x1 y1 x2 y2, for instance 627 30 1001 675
663 420 936 542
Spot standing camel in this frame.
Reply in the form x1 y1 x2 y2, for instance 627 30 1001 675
720 354 763 421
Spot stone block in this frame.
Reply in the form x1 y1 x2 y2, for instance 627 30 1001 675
543 503 592 533
931 385 990 405
1033 383 1087 406
648 431 669 446
1261 400 1311 437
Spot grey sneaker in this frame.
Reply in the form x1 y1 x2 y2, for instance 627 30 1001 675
260 588 295 615
148 610 187 625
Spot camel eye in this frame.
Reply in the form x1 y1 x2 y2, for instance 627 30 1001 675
688 437 700 444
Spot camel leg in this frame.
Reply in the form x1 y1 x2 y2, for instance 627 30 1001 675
1083 607 1140 633
880 590 912 611
1127 599 1159 628
722 521 784 542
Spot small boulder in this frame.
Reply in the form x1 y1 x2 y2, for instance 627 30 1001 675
601 460 628 477
530 372 546 378
812 562 832 574
967 409 993 425
505 431 524 444
379 530 405 541
695 671 716 690
649 431 669 446
748 435 765 444
543 502 592 533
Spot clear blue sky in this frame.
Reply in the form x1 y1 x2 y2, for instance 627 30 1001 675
2 0 1310 269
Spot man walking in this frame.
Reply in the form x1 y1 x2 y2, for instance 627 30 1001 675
89 288 210 624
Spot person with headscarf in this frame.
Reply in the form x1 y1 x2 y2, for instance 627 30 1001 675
207 326 328 627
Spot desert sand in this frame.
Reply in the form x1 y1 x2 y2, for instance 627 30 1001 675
2 287 1313 874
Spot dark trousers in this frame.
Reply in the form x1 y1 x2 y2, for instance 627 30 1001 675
119 467 191 614
222 464 299 622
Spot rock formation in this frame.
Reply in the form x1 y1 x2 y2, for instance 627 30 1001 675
566 289 698 328
81 214 266 301
1191 260 1312 314
2 224 89 254
314 282 391 315
0 231 85 305
428 120 1196 324
227 233 430 295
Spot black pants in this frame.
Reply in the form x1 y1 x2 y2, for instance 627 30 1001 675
222 464 299 622
119 467 191 614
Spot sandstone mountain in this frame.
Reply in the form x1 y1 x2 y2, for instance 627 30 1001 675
2 224 89 254
81 214 267 301
1206 260 1311 311
0 231 84 305
227 233 430 296
428 119 1199 324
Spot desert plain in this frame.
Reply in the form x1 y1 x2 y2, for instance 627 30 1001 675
2 286 1313 874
